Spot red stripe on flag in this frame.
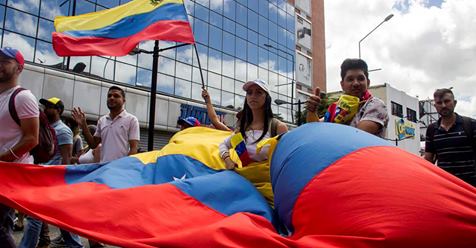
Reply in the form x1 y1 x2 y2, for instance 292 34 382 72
291 147 476 248
52 20 195 57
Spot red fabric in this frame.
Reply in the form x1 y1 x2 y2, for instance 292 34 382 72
52 20 195 57
292 146 476 248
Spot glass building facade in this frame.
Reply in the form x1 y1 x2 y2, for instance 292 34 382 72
0 0 296 122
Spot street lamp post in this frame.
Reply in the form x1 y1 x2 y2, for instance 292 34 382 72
358 14 394 59
129 42 190 151
264 44 295 123
274 99 303 126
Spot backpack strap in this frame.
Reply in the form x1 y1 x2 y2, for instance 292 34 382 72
270 118 279 137
8 87 27 126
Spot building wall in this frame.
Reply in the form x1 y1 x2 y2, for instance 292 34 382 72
0 0 304 123
19 63 238 150
371 84 421 155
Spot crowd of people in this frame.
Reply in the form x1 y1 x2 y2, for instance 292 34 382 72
1 46 475 247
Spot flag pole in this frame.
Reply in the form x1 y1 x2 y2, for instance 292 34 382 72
147 40 160 151
193 44 206 89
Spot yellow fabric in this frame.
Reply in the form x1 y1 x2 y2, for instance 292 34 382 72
334 94 360 124
131 127 281 207
54 0 184 32
230 132 244 148
234 136 280 207
132 127 231 170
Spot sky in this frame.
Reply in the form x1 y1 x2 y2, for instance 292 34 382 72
324 0 476 117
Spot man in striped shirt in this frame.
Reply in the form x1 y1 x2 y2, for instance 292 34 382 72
424 88 476 186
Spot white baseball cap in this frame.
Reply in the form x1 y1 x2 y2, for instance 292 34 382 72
242 79 269 94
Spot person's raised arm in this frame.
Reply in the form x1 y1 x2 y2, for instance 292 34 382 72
72 107 101 149
202 88 231 131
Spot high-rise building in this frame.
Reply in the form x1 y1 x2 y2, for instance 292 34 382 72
0 0 325 149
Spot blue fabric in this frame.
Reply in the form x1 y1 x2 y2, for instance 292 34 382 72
19 216 42 248
64 155 274 222
173 170 273 221
271 123 392 232
65 3 188 39
45 120 73 165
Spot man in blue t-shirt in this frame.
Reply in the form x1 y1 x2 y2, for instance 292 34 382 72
20 97 84 248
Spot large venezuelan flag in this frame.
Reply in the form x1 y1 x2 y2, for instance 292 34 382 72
1 124 476 247
52 0 195 56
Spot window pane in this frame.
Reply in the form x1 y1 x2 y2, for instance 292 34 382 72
194 18 209 45
210 10 223 28
175 79 191 98
223 32 235 56
176 44 193 64
269 22 278 41
8 0 39 14
137 68 152 87
208 49 222 74
222 91 234 108
223 18 235 33
247 42 258 65
191 83 202 101
91 56 112 79
115 62 137 85
192 67 207 85
38 18 54 42
236 23 247 39
259 16 268 37
193 44 208 69
69 56 91 75
159 57 175 76
158 73 174 95
222 76 234 92
207 72 221 89
235 38 247 61
195 3 209 22
5 8 37 37
76 0 95 15
222 54 235 78
269 4 278 23
247 64 258 81
248 9 258 31
41 1 68 20
258 0 269 18
97 0 119 9
208 87 221 105
176 61 192 81
236 3 247 26
35 40 62 66
235 58 247 82
223 0 236 20
248 29 258 44
209 25 222 50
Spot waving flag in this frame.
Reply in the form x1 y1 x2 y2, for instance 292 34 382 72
52 0 195 56
1 125 476 247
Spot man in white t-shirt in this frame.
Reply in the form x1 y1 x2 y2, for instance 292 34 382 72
73 86 140 163
0 47 39 248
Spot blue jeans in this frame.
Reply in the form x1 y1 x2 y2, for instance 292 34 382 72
20 216 83 248
0 204 15 248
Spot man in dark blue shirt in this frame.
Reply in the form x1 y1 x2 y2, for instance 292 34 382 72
424 88 476 186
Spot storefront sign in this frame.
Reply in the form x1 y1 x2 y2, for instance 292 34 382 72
395 118 416 140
